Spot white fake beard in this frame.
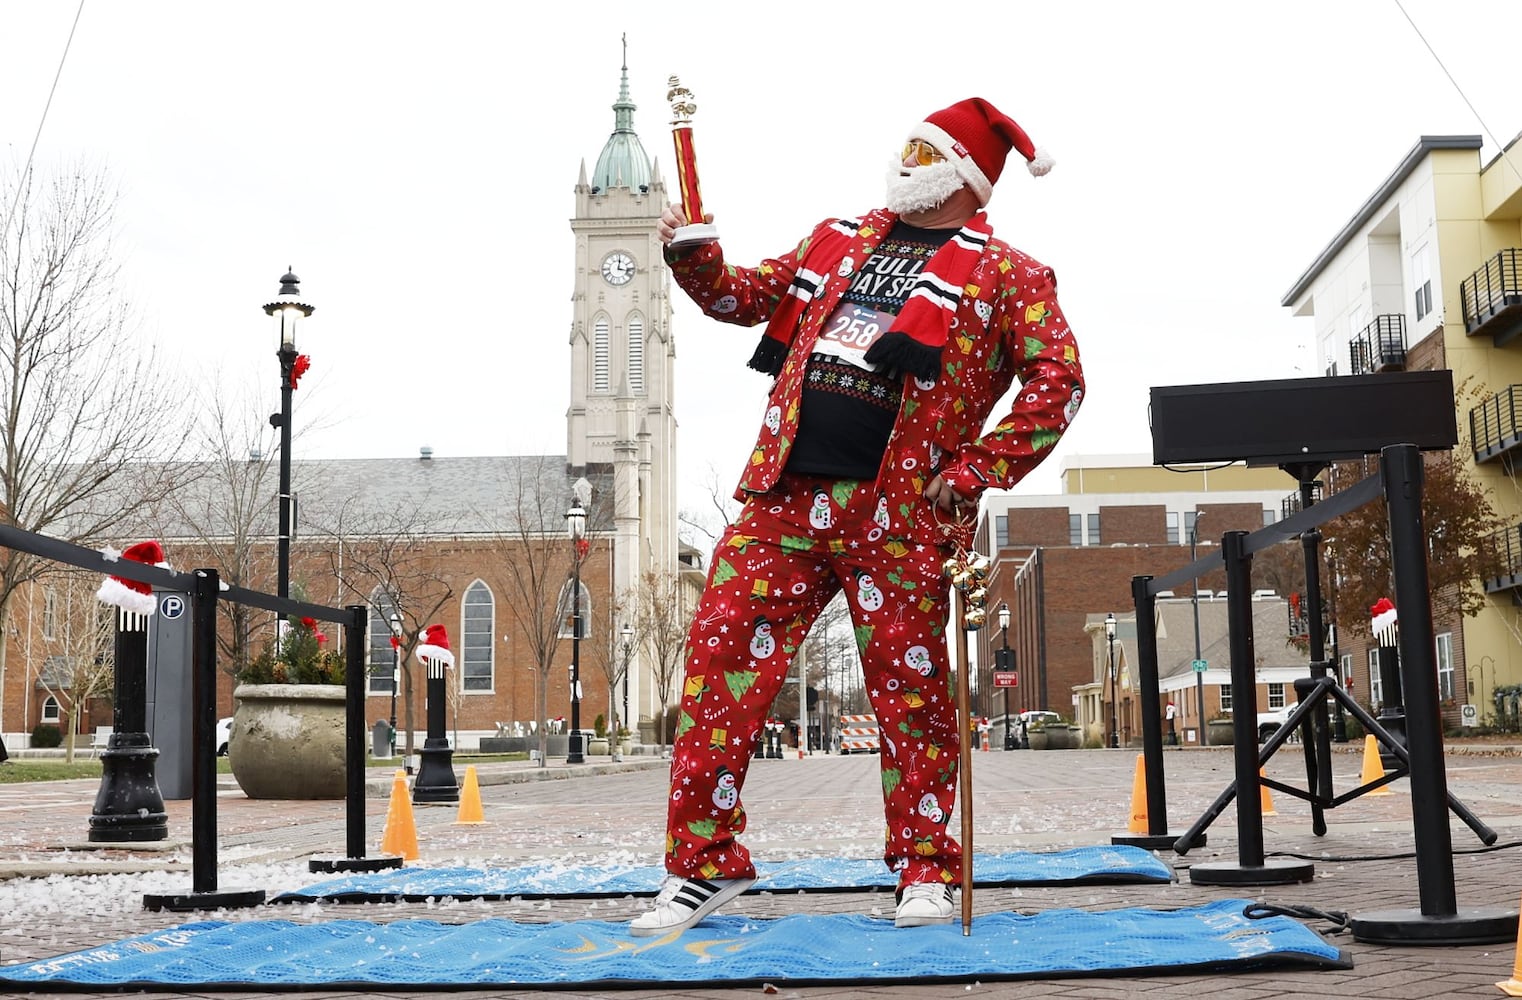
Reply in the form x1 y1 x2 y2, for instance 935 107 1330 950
884 159 965 214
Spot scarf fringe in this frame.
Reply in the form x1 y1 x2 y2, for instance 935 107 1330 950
748 334 788 376
863 332 942 382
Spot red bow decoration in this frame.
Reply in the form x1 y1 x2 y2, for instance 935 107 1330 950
316 633 327 646
300 616 317 630
389 636 401 649
575 537 590 559
291 353 311 390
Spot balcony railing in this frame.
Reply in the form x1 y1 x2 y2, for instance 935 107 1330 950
1461 248 1522 345
1348 314 1407 374
1481 521 1522 593
1471 385 1522 463
1280 481 1322 520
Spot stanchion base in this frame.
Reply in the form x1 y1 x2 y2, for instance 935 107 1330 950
143 888 266 912
1112 831 1198 851
1350 905 1518 945
308 854 406 874
1189 858 1314 886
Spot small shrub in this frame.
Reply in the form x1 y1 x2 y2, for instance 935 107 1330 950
593 714 607 738
30 724 62 748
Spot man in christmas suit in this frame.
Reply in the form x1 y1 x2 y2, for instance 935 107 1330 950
631 97 1084 935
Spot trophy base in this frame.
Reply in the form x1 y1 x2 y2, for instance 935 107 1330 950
671 222 719 247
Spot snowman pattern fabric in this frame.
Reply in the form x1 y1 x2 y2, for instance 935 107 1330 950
666 474 963 890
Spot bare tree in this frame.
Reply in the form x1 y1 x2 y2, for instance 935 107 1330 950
31 568 113 760
628 567 693 748
308 496 453 762
0 160 184 734
483 457 577 764
677 462 741 552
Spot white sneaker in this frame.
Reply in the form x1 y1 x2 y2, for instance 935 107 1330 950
894 882 955 927
629 875 756 937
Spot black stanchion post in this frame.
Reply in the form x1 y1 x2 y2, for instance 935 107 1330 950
89 607 168 843
413 624 460 804
1189 531 1312 886
1112 575 1182 850
310 605 403 874
1349 444 1516 944
144 569 264 911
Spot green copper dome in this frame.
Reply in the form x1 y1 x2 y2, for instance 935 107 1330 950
591 58 652 192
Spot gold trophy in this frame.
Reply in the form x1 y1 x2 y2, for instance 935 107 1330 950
667 75 719 246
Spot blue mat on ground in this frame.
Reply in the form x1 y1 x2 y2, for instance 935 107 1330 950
272 846 1173 903
0 900 1349 991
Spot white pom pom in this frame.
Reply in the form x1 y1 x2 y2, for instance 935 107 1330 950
1027 148 1055 177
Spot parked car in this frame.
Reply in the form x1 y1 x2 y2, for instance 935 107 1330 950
216 717 233 756
1256 703 1300 743
1018 710 1062 729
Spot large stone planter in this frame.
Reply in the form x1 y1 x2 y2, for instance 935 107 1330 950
588 737 611 756
1027 729 1050 751
229 683 347 799
1045 726 1081 750
1207 720 1236 747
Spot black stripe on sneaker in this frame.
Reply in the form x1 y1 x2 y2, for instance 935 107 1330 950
671 879 721 911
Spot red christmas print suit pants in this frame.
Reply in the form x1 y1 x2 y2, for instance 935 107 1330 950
663 474 962 890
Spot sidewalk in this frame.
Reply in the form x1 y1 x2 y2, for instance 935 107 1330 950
2 745 1521 999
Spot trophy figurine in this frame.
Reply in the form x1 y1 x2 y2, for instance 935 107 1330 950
667 75 719 246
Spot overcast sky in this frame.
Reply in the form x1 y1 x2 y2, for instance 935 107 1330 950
3 1 1519 516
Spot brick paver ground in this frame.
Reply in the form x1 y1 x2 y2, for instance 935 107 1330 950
2 742 1521 998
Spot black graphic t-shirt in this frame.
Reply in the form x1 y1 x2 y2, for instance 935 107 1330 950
784 221 959 480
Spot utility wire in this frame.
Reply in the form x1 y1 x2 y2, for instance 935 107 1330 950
1 0 86 244
1393 0 1522 185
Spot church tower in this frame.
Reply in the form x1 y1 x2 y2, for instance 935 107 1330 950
567 46 677 734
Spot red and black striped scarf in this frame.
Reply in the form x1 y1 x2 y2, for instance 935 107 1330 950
747 209 993 383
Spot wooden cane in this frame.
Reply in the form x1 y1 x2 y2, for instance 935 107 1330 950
954 584 974 935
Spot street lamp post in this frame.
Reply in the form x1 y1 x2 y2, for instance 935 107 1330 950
262 269 314 601
1105 612 1119 748
1190 512 1206 741
618 623 633 760
566 501 588 764
388 612 402 759
998 602 1015 750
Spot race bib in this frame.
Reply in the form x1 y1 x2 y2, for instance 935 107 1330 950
814 302 892 371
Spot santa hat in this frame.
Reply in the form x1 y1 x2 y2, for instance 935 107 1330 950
907 97 1053 206
1370 598 1398 639
97 540 168 616
415 623 455 668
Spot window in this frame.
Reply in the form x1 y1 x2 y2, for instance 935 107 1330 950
41 696 60 723
1368 648 1383 709
368 589 399 695
1166 511 1180 545
995 514 1008 548
1087 513 1101 546
1267 683 1286 709
1262 508 1275 526
461 581 494 693
555 578 592 639
1219 685 1233 712
43 588 57 640
627 315 645 393
1435 632 1454 701
1185 510 1202 542
1412 244 1432 322
1340 653 1353 691
593 316 611 392
1068 513 1081 546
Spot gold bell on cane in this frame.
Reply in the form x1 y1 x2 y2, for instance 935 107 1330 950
964 606 987 630
952 568 975 590
968 553 991 578
967 587 988 608
942 557 962 579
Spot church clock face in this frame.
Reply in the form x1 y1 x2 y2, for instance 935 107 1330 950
601 251 635 286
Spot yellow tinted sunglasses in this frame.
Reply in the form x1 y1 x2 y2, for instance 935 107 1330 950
901 140 946 166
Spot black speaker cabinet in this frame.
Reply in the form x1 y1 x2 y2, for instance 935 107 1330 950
1149 370 1457 467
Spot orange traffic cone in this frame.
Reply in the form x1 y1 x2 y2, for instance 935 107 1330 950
1127 754 1149 834
1360 734 1392 795
1258 768 1277 816
454 765 486 826
1497 894 1522 995
380 769 419 860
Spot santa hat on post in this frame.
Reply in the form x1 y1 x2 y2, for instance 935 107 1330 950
907 97 1053 206
1370 598 1398 642
415 623 455 668
97 540 169 616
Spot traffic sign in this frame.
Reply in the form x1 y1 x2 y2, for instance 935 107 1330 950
1192 659 1208 672
993 671 1019 688
1461 703 1478 727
